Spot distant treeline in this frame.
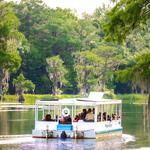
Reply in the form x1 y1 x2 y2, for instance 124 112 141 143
0 0 149 96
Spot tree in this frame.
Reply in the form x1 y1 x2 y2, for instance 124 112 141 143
104 0 150 42
125 20 150 54
74 51 100 95
46 56 67 95
13 73 35 102
0 1 24 98
14 0 82 93
116 50 150 106
92 44 124 91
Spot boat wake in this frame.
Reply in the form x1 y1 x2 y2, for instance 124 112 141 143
0 135 34 145
0 134 135 145
122 134 136 143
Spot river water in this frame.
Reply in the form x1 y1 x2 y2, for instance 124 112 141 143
0 104 150 150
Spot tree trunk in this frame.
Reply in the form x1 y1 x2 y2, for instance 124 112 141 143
18 94 25 103
0 82 2 101
148 93 150 108
0 68 3 96
0 81 2 96
17 90 25 103
80 86 87 96
52 84 58 95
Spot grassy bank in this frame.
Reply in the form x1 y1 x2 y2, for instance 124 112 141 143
116 94 148 104
1 93 148 105
1 94 80 105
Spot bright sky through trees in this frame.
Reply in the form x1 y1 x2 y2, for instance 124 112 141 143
43 0 110 16
10 0 110 17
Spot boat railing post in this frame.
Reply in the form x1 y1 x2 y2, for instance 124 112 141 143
95 105 98 122
42 104 44 120
53 105 55 119
115 104 117 120
106 104 108 121
35 104 38 122
120 103 122 124
72 105 74 123
101 104 103 122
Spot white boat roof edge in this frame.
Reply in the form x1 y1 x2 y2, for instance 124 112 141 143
35 98 122 106
35 92 121 106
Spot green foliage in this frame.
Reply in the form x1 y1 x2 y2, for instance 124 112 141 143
46 55 67 95
13 0 83 93
116 94 148 104
116 50 150 105
2 94 80 104
0 1 25 95
1 0 148 96
103 0 149 42
13 73 35 94
126 20 150 54
74 50 100 94
92 44 124 91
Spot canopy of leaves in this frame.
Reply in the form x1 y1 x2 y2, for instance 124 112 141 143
13 73 35 94
74 50 101 94
0 1 24 72
116 50 150 93
103 0 149 42
46 55 67 94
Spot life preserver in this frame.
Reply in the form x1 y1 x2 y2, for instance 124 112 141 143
62 108 70 117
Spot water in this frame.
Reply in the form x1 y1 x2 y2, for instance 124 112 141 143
0 104 150 149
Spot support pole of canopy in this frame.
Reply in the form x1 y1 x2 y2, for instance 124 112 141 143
72 105 74 122
106 104 108 121
53 105 55 119
42 104 44 120
35 104 38 121
120 103 122 124
95 105 98 122
115 104 117 120
101 104 103 122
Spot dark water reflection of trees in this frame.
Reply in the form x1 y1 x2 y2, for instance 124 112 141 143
122 104 150 148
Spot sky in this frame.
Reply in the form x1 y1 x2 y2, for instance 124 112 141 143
10 0 111 17
43 0 110 16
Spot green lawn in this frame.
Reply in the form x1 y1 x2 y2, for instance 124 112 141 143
1 94 80 105
1 93 148 105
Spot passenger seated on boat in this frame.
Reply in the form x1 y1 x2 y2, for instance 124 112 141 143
65 115 72 124
103 112 106 121
80 109 87 120
59 116 65 124
97 112 101 121
107 115 111 121
117 115 120 119
73 115 80 122
92 108 95 114
59 115 72 124
112 114 117 120
43 114 53 121
85 108 94 121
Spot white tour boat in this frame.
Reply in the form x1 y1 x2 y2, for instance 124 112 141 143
32 92 122 139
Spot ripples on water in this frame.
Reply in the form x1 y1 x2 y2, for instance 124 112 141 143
0 134 136 150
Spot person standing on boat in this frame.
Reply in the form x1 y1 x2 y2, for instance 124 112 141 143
85 108 94 121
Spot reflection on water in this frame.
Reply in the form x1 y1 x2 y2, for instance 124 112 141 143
122 104 150 149
0 104 150 149
0 109 34 135
0 136 130 150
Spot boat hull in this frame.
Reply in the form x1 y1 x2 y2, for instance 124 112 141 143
32 128 122 139
95 129 122 140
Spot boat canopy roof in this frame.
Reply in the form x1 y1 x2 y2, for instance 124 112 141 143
35 92 122 106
